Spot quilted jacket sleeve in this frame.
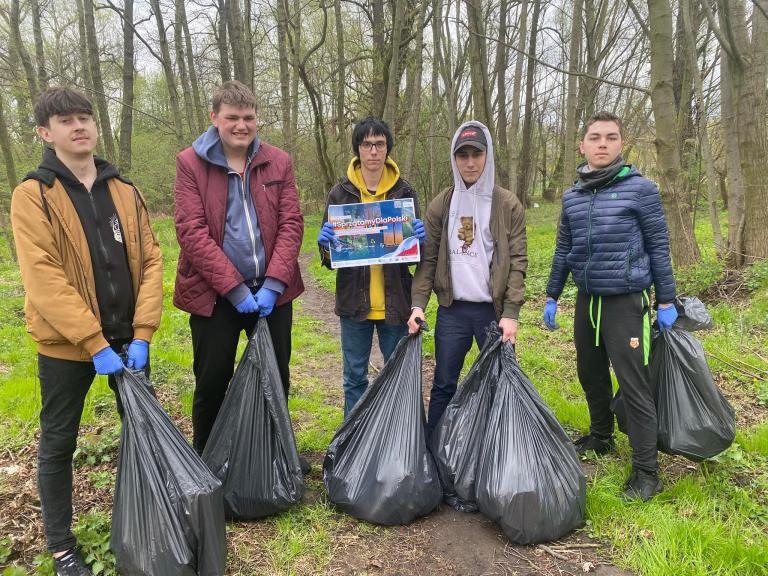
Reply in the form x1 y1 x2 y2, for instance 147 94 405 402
174 152 244 296
546 201 573 299
265 155 303 286
636 182 676 304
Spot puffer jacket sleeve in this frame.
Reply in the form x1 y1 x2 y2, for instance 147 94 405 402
174 151 244 296
636 182 676 304
11 182 109 356
546 202 573 299
265 155 304 286
132 188 163 343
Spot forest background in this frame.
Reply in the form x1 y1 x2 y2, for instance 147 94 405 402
0 0 767 575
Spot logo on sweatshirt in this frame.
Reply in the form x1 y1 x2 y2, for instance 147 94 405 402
110 214 123 244
457 216 475 252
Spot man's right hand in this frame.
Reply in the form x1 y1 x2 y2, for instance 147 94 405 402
93 347 124 375
543 298 558 330
235 293 259 314
317 222 335 249
408 307 426 334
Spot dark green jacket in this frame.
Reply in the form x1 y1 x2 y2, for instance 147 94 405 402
411 184 527 320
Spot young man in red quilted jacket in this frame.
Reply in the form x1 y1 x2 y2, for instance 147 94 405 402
173 81 306 468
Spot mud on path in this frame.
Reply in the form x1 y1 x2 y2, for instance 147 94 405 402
297 254 632 576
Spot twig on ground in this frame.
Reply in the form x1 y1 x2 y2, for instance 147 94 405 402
539 543 569 561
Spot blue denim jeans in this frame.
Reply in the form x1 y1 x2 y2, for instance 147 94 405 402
427 301 497 437
340 317 407 416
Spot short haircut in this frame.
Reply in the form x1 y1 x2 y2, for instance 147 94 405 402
351 116 393 158
211 80 257 113
34 87 93 127
582 111 624 139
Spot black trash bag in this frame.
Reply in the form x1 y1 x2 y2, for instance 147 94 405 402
430 324 503 513
202 318 304 519
674 296 714 332
476 344 586 545
653 328 735 461
111 369 226 576
323 331 442 525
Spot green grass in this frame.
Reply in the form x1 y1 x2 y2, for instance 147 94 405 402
2 204 767 575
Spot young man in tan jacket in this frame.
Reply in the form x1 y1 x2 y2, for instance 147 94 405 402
408 121 528 437
11 88 163 576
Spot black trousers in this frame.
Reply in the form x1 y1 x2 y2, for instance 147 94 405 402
189 298 293 453
37 339 132 553
574 290 657 472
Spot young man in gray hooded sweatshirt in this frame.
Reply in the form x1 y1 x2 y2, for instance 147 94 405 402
408 121 528 436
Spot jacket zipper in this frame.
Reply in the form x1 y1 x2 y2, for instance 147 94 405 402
584 190 597 294
86 184 119 308
236 171 260 279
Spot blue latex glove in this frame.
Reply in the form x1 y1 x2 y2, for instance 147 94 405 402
657 304 678 331
413 218 427 244
255 287 279 317
317 222 336 249
543 299 558 330
235 293 259 314
126 339 149 370
93 346 124 375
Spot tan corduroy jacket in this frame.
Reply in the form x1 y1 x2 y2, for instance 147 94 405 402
11 173 163 361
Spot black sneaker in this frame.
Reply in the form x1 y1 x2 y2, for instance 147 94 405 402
54 549 92 576
299 455 312 475
573 434 615 455
622 469 663 502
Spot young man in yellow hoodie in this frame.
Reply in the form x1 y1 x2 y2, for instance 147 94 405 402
318 116 425 416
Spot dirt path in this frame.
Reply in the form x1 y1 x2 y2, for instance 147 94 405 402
297 254 633 576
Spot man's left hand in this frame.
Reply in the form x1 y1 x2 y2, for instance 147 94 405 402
413 218 427 244
657 303 678 331
255 287 279 317
499 318 518 343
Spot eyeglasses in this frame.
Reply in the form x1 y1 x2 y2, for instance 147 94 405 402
359 141 387 151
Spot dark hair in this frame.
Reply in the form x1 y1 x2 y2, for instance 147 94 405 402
351 116 393 157
582 111 623 138
211 80 257 113
34 87 93 127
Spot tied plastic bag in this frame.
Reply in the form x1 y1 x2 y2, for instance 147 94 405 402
611 295 714 435
476 344 586 544
653 328 735 461
430 324 503 512
203 318 304 519
323 330 441 525
112 369 226 576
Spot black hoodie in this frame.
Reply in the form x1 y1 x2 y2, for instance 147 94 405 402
28 147 135 342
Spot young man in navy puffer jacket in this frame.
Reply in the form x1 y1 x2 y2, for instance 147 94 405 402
544 111 678 501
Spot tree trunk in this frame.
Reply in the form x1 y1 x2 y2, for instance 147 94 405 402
228 0 248 84
507 0 528 194
404 0 428 180
179 0 207 132
562 0 583 190
382 0 405 128
30 0 48 91
515 0 541 207
175 0 196 137
84 0 117 162
334 0 346 172
647 0 700 267
149 0 185 149
75 0 102 156
466 0 494 131
10 0 39 100
290 0 301 152
276 0 293 153
0 95 17 262
680 0 723 252
495 0 509 155
429 0 442 203
119 0 135 173
217 0 232 81
371 0 387 117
